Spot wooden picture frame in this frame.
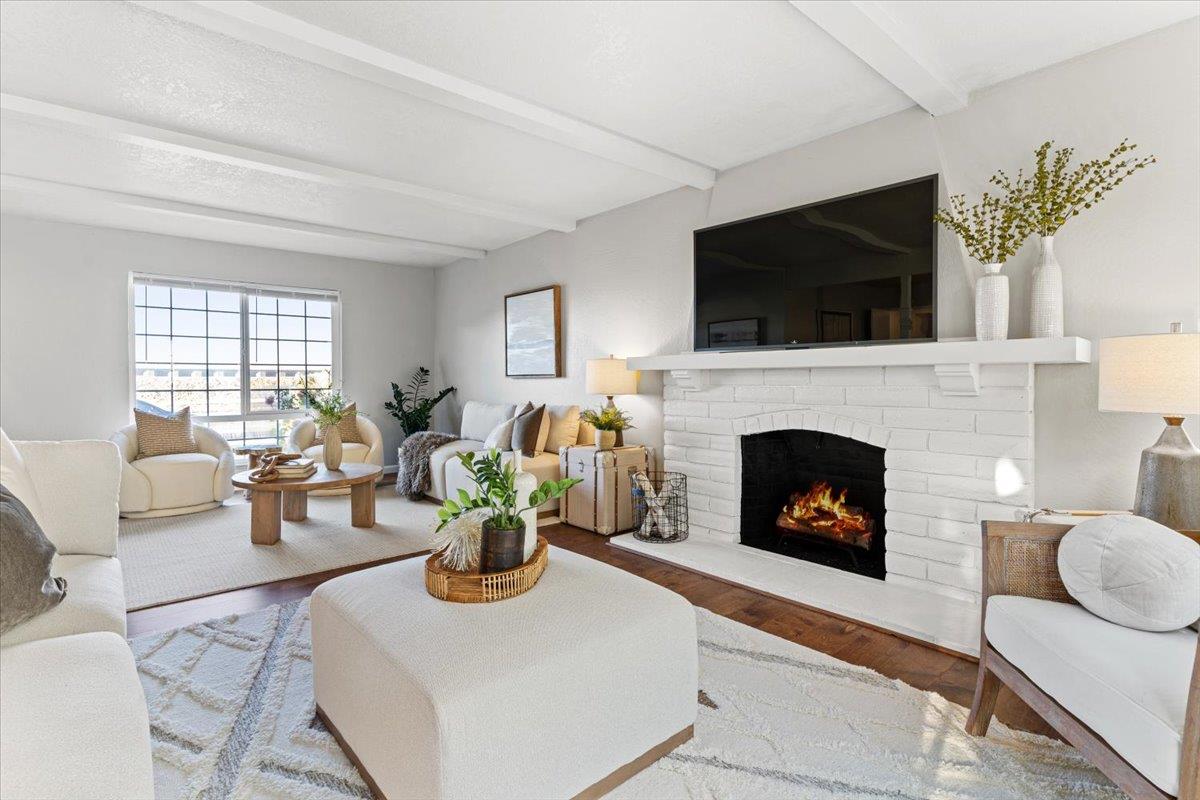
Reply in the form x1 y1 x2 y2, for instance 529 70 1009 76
504 285 562 378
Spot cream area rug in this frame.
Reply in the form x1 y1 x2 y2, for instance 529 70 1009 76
118 494 439 610
130 600 1121 800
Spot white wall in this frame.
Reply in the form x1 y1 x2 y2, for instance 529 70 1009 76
434 19 1199 509
0 216 436 463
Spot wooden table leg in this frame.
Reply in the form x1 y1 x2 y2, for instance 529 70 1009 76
251 491 282 545
351 481 376 528
283 490 308 522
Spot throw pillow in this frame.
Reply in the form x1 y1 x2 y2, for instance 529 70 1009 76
544 405 581 453
460 401 518 443
313 403 364 445
1058 515 1200 632
134 406 199 457
533 405 552 455
484 402 533 451
0 429 46 527
511 404 547 458
0 484 67 635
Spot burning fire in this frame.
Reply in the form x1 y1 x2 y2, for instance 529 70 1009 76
777 480 873 548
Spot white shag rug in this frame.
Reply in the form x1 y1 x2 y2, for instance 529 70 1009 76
118 494 439 610
130 600 1122 800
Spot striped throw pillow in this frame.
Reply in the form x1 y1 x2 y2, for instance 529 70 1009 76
313 403 364 445
134 407 199 457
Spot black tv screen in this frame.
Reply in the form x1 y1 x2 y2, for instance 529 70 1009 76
694 176 937 350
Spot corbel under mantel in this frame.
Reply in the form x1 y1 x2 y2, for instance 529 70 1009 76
636 337 1091 397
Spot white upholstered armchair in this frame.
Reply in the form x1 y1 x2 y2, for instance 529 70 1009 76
287 415 384 495
111 423 235 518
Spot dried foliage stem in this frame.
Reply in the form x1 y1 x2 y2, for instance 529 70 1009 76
934 191 1028 266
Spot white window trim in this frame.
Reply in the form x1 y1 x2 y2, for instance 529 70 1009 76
127 272 343 431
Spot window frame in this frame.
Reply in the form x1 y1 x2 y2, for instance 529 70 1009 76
128 273 343 440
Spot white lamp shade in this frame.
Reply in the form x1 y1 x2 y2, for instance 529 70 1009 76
586 357 639 396
1099 332 1200 415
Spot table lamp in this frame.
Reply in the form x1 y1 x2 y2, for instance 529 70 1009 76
586 356 639 446
1099 323 1200 530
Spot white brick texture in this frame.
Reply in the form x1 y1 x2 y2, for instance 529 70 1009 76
654 364 1034 600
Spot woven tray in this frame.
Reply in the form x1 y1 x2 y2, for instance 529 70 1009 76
425 536 548 603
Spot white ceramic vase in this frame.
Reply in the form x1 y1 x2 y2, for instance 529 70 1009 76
1030 235 1064 338
595 429 617 450
975 263 1009 342
322 424 343 470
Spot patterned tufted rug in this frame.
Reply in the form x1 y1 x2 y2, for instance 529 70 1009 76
131 600 1122 800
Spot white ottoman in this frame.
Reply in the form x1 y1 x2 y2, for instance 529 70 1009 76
311 545 697 800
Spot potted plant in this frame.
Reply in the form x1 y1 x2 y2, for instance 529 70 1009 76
435 450 580 573
385 367 455 438
934 191 1028 341
990 139 1155 338
579 406 634 450
306 390 353 470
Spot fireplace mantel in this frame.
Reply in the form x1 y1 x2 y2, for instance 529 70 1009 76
628 337 1090 396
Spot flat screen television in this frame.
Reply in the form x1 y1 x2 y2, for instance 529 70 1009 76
694 175 937 351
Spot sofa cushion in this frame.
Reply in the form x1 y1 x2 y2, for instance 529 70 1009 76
485 402 533 451
0 429 46 527
134 405 199 457
131 452 219 510
0 485 67 635
0 554 126 647
0 631 154 800
1058 515 1200 631
513 404 547 457
302 442 371 463
428 440 483 500
460 401 517 442
544 405 581 454
986 595 1196 795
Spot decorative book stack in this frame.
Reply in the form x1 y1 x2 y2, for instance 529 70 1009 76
277 457 316 480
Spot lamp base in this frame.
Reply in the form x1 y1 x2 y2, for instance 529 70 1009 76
604 395 624 447
1134 416 1200 530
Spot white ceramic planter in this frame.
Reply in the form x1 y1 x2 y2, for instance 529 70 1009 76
975 263 1009 342
1030 235 1064 338
595 429 617 450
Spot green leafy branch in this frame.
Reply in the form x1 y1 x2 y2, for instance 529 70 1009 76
384 367 455 435
435 449 581 531
579 405 635 432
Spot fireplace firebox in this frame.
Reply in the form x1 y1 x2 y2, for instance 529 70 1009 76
740 430 886 579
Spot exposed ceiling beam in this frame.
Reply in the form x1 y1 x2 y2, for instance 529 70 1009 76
0 93 574 233
789 1 967 116
1 174 486 260
128 0 718 189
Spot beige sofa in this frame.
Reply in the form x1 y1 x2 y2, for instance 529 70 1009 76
426 401 593 511
0 431 154 799
112 421 236 518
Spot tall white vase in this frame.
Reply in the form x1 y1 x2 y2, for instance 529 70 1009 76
975 263 1009 341
1030 235 1064 338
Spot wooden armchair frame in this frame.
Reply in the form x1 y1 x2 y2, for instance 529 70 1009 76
966 521 1199 800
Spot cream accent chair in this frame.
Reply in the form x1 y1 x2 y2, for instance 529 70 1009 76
0 430 155 799
287 415 384 495
111 423 235 518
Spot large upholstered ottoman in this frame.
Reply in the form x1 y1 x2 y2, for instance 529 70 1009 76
311 545 697 800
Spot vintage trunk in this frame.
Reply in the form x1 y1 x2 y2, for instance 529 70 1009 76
560 445 649 535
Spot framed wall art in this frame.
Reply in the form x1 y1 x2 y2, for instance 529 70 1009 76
505 285 562 378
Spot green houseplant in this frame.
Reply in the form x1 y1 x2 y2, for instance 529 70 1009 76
579 406 634 451
305 390 354 470
436 449 579 573
385 367 455 437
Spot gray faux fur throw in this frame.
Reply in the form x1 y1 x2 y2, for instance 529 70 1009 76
396 431 460 500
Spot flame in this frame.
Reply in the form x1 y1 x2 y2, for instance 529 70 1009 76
781 480 872 537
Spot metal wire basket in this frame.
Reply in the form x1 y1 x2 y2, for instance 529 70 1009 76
630 471 688 543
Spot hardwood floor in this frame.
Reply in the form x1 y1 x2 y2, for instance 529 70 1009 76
126 520 1057 740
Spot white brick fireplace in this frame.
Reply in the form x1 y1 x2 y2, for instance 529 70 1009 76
615 338 1091 655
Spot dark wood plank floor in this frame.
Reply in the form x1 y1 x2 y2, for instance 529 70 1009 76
126 520 1055 739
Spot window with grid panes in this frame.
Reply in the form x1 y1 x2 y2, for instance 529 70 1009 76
132 275 339 449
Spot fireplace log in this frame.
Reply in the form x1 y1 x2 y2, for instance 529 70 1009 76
776 508 873 550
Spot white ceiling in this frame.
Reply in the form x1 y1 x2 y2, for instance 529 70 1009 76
1 0 1196 267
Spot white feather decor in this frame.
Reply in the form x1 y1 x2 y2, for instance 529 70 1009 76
429 508 486 572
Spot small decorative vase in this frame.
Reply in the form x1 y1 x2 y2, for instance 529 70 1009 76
480 518 525 573
975 263 1009 342
595 429 617 450
1030 235 1064 338
322 424 343 470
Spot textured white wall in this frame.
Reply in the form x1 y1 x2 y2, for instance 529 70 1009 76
0 216 436 464
434 20 1199 509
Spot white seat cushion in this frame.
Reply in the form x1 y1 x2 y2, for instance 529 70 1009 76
428 439 483 500
131 452 219 509
986 595 1197 795
302 442 371 463
0 555 126 647
0 631 154 800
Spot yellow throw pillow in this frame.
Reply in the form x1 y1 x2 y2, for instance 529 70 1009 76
134 406 199 457
313 402 364 445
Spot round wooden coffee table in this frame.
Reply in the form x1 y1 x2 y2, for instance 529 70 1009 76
231 464 383 545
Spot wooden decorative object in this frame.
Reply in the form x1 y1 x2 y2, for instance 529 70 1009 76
425 536 548 603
